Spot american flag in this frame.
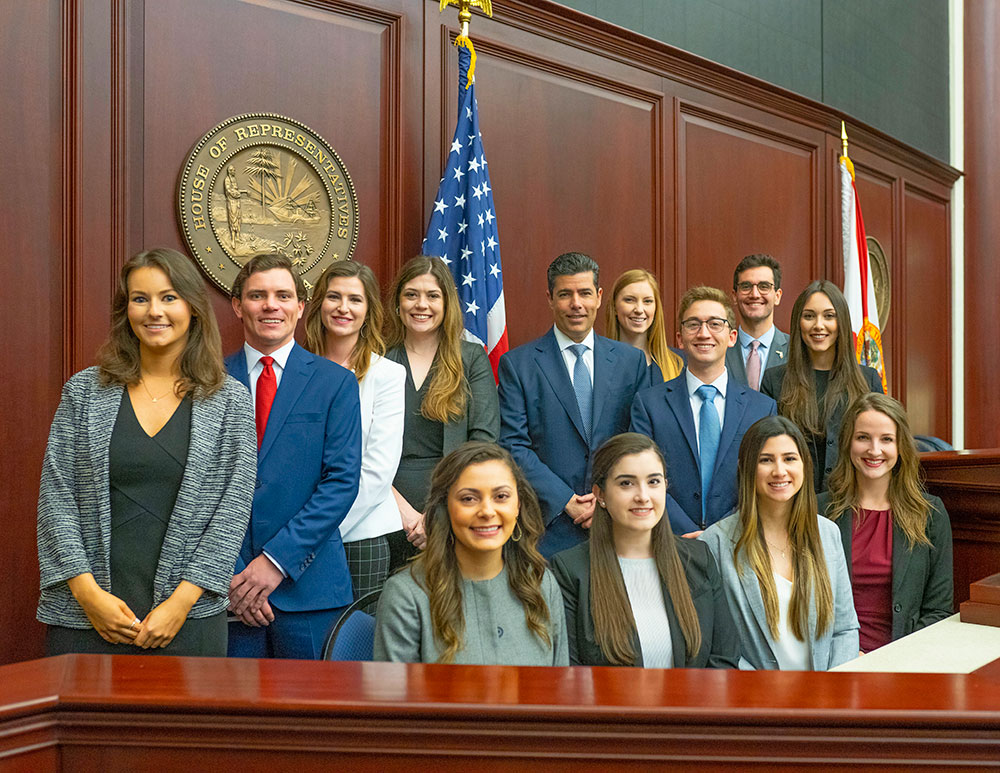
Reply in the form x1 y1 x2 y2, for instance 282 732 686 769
422 46 508 378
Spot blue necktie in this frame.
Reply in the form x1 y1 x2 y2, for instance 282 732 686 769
569 344 592 443
696 384 721 523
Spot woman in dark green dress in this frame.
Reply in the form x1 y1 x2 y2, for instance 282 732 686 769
37 248 257 656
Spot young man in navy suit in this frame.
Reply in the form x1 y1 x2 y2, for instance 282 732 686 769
631 286 776 536
725 254 789 390
498 252 649 557
225 253 361 659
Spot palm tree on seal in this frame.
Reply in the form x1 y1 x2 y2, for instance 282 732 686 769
244 149 281 221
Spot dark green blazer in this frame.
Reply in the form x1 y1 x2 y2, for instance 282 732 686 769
817 491 954 642
549 538 740 668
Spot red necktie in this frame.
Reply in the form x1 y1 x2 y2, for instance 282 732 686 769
255 356 277 448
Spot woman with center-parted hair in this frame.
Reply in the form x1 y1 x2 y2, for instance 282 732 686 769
384 255 500 568
604 269 684 382
550 433 739 668
37 248 257 656
374 442 568 665
700 416 859 670
818 393 953 652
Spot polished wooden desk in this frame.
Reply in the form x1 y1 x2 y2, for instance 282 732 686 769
2 654 1000 771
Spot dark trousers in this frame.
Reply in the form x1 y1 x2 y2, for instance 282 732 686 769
227 604 348 660
538 512 589 559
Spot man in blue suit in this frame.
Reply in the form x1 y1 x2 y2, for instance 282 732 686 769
225 253 361 659
725 253 789 390
498 252 649 557
631 286 776 536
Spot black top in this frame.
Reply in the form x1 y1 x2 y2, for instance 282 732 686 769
807 369 830 493
393 353 445 510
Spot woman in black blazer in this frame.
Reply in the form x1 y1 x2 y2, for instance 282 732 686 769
550 433 739 668
761 280 883 492
818 393 953 652
384 255 500 567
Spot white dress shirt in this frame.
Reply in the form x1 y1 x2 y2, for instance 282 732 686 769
244 338 296 406
685 368 728 449
552 325 595 388
737 325 776 369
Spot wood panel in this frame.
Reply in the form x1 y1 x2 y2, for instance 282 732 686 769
3 655 1000 769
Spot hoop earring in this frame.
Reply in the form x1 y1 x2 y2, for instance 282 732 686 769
511 521 523 542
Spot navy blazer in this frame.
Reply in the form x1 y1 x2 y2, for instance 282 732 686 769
725 327 790 388
498 329 649 524
630 370 777 534
550 539 740 668
225 343 362 612
817 491 953 642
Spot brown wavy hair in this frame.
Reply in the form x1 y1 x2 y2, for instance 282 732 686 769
385 256 468 422
303 260 385 382
779 280 869 437
824 393 932 548
734 416 833 641
605 269 683 381
411 441 551 664
97 247 225 397
588 433 701 664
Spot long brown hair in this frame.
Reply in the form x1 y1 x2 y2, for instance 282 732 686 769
385 256 468 422
97 247 225 397
605 269 683 381
824 393 932 548
588 433 701 664
779 280 869 437
412 442 550 663
303 260 386 382
734 416 833 641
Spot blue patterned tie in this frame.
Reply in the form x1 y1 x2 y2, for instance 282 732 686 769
569 344 592 443
696 384 721 523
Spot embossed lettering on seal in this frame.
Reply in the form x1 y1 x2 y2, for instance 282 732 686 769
177 113 359 297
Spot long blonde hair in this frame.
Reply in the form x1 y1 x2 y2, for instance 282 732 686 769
385 256 468 422
413 442 550 663
734 416 833 641
824 393 932 548
303 260 385 383
605 269 683 381
588 433 701 663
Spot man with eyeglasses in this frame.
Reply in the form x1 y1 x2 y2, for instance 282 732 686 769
631 286 776 536
725 254 789 390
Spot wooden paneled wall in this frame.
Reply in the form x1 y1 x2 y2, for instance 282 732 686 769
0 0 958 664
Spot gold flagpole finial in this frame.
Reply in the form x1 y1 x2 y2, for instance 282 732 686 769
440 0 494 89
841 121 849 159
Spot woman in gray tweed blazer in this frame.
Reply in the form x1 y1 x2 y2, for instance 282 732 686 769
37 248 257 656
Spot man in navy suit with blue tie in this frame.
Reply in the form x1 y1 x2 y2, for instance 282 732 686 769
631 286 776 536
498 252 649 557
225 253 361 659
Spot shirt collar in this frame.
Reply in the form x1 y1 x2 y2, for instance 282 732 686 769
685 366 728 399
738 324 776 351
552 324 595 352
244 338 296 373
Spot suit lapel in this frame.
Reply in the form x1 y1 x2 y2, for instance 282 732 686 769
227 349 250 390
714 384 747 478
660 577 687 668
259 344 313 462
665 377 700 469
535 330 588 443
726 344 747 384
766 329 789 371
891 520 912 603
591 336 615 434
736 550 780 662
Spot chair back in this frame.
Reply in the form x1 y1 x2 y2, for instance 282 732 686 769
322 589 381 661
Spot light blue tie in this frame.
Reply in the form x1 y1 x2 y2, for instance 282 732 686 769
696 384 721 524
569 344 592 443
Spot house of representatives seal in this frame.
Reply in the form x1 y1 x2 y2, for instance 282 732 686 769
177 113 359 297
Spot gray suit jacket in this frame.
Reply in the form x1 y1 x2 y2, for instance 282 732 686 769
699 512 859 670
36 368 257 628
726 327 790 388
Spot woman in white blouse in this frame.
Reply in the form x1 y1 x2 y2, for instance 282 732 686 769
700 416 859 670
304 260 405 598
551 433 739 668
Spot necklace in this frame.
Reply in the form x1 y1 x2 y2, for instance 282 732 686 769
765 538 790 558
139 378 174 403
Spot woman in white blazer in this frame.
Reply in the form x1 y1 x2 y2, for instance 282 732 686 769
305 260 405 598
700 415 858 670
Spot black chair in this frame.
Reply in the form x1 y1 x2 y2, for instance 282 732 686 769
322 589 381 661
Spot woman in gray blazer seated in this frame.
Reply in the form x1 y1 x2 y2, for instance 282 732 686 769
37 248 257 657
700 416 859 670
384 256 500 568
819 393 953 652
374 442 567 665
551 433 739 668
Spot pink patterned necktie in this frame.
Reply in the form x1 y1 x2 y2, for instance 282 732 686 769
746 341 762 391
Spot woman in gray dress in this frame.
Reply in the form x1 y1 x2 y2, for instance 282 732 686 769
37 248 257 656
374 442 567 665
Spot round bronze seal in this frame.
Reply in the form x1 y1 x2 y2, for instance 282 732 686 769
177 113 359 297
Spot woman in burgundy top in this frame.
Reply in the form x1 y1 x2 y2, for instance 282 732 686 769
817 393 953 651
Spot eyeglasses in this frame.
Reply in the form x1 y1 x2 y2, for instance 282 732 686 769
680 317 730 334
736 281 775 294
